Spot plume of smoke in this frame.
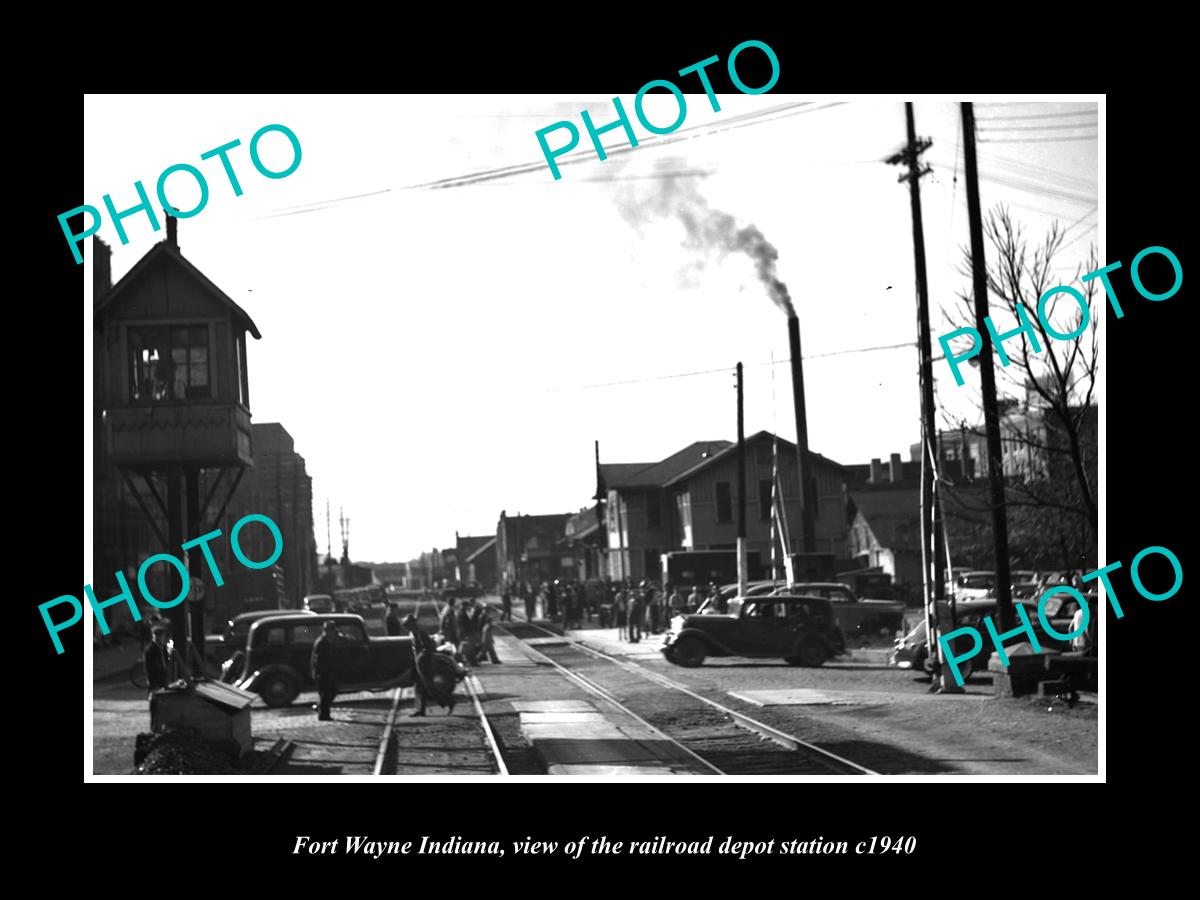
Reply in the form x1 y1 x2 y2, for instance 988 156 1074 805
612 158 795 317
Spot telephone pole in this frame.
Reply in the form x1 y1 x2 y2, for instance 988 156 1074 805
961 101 1014 633
736 362 748 598
888 103 955 690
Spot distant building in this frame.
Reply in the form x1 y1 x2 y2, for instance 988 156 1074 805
462 537 497 589
224 422 317 614
496 511 573 586
845 456 923 603
599 432 851 583
565 505 606 581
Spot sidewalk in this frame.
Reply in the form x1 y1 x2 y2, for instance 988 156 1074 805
538 620 895 666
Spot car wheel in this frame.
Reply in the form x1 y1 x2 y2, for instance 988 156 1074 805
916 648 933 674
955 656 975 684
793 637 828 668
671 637 707 668
259 671 299 708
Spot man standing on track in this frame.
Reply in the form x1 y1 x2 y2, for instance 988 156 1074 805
311 620 340 721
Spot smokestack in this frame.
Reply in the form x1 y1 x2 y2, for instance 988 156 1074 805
166 212 178 249
869 458 883 484
787 315 815 553
92 236 112 298
889 453 903 483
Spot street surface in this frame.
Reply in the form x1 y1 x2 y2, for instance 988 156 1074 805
91 594 1096 776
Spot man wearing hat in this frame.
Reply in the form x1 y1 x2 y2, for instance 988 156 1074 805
310 620 341 721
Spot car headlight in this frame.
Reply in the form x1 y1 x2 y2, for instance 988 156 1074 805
1043 596 1063 616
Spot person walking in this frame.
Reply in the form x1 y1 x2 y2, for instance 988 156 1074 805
645 584 657 634
385 603 404 636
628 586 643 643
439 596 460 646
523 582 535 621
310 620 340 721
478 610 501 664
501 587 513 622
614 587 628 641
668 583 686 621
404 615 455 716
457 599 474 648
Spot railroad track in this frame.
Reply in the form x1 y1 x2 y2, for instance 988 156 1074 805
371 594 508 776
501 617 880 777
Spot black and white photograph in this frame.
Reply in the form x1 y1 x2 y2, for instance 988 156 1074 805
75 88 1115 782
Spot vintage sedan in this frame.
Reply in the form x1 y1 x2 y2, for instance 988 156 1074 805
774 582 906 641
223 613 457 708
662 594 846 668
205 608 316 663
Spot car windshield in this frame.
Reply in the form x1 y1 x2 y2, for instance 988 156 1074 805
958 575 994 589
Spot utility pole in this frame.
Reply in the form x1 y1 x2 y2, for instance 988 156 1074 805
962 101 1014 634
736 362 748 598
888 103 956 691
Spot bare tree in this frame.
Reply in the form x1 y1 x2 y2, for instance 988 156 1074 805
942 205 1098 559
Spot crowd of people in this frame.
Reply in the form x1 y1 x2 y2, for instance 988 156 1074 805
500 577 725 643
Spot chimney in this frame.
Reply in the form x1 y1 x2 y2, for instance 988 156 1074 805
166 211 178 249
869 457 883 484
889 453 903 483
92 236 112 298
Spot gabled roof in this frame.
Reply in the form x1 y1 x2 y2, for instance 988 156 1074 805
663 431 848 486
599 462 658 490
95 240 262 339
464 536 496 563
847 487 921 551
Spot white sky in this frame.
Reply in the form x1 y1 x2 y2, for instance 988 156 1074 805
84 94 1099 563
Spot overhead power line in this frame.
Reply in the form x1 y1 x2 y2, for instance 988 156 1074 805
979 135 1099 144
978 121 1097 133
249 101 849 220
544 342 915 393
979 109 1098 121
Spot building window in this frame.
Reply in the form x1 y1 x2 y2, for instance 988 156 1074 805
715 481 732 523
758 479 772 521
128 324 211 402
646 491 662 529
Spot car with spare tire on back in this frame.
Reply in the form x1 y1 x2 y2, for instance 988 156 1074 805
661 593 846 668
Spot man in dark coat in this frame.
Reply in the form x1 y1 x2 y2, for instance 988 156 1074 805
385 603 404 636
501 588 513 622
144 624 171 696
310 620 340 721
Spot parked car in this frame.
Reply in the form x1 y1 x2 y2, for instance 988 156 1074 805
1012 581 1042 601
888 598 1074 683
662 594 846 668
223 613 459 708
954 571 996 601
303 593 335 614
773 582 906 642
205 608 316 663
